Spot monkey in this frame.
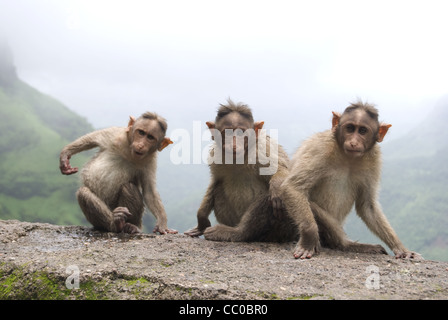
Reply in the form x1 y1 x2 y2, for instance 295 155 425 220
184 100 318 252
59 112 178 235
281 101 421 259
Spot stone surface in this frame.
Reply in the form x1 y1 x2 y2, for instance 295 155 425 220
1 219 447 300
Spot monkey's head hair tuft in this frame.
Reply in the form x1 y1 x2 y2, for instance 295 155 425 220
139 111 168 135
216 99 254 124
345 100 379 122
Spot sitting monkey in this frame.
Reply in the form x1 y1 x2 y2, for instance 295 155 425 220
59 112 177 235
281 101 422 259
185 100 316 255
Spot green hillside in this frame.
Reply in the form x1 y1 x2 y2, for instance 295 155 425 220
0 44 94 226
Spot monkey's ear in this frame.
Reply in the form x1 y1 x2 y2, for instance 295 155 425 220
254 121 265 136
206 121 216 140
205 121 215 130
377 123 392 142
331 111 341 132
126 116 136 132
158 137 173 151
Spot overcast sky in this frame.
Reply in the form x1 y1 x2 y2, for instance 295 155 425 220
1 0 447 146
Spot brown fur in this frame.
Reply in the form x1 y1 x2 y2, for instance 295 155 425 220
281 101 421 259
184 100 298 243
59 112 176 234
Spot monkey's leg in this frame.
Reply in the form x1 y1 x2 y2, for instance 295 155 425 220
281 188 320 258
115 183 144 234
310 202 387 254
309 202 347 250
77 186 119 232
204 196 274 242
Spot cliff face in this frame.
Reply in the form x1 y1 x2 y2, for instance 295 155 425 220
1 220 447 301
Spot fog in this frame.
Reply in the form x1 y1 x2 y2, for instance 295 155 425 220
1 0 448 150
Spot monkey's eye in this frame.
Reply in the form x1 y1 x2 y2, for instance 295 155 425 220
137 129 145 136
359 127 368 135
346 125 355 133
147 134 155 141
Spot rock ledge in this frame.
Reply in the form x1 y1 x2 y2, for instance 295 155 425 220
1 220 447 300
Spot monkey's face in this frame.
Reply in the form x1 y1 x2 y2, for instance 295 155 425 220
337 111 378 158
217 113 253 161
129 119 163 160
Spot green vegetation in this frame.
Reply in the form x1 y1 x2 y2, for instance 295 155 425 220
0 266 72 299
0 264 158 300
0 75 93 227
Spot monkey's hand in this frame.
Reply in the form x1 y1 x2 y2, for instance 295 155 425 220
394 250 423 260
60 154 78 175
153 225 178 235
184 226 205 237
293 245 318 259
113 207 132 232
184 218 211 237
293 233 320 259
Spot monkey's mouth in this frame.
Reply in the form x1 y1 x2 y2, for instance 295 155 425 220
346 149 363 156
134 150 144 157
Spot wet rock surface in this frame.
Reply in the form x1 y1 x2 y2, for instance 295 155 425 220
1 219 447 300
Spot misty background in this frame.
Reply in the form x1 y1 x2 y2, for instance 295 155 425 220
2 1 447 133
1 0 447 260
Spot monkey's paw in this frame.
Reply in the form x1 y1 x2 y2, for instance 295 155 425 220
371 244 388 255
184 227 204 237
293 245 318 259
394 250 423 260
153 225 178 235
203 226 224 241
113 207 132 232
122 223 141 234
346 242 387 255
203 225 237 242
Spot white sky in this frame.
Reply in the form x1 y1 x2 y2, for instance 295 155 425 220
1 0 447 141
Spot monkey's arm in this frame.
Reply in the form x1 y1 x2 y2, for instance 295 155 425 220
280 152 325 259
258 136 290 217
59 128 117 175
142 176 178 235
184 180 216 237
355 188 422 259
281 179 320 259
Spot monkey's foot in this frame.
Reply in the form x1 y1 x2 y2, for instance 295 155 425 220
122 223 141 234
344 242 387 255
203 225 241 242
113 207 132 232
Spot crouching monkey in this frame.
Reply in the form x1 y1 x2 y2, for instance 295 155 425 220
281 101 422 259
59 112 178 235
